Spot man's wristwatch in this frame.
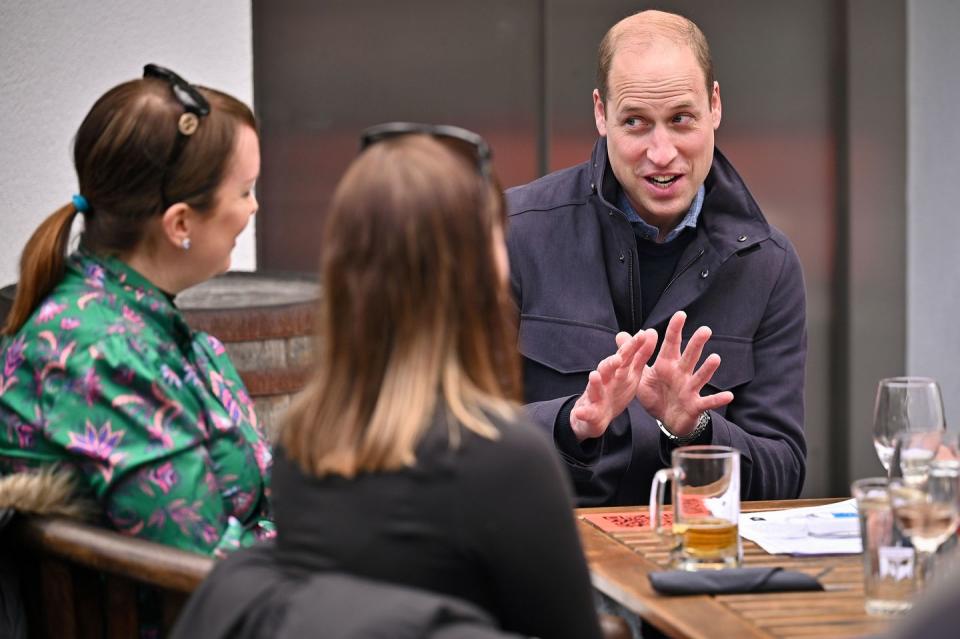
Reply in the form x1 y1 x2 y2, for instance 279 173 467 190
657 411 711 445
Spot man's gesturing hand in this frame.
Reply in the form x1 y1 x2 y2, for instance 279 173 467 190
636 311 734 437
569 328 657 442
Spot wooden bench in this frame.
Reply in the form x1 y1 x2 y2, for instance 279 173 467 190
5 515 630 638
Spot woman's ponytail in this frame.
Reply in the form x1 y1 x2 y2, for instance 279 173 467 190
2 203 79 335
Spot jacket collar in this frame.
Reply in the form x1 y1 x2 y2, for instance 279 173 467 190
589 137 772 258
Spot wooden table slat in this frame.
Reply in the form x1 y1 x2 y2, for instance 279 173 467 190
762 621 888 637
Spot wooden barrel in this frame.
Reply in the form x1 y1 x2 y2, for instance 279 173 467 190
176 272 319 437
0 283 15 328
0 274 319 438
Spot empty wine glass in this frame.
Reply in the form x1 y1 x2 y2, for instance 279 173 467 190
873 377 946 473
889 469 960 587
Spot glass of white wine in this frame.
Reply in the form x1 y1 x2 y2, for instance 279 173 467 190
894 430 960 487
873 377 945 473
889 468 960 587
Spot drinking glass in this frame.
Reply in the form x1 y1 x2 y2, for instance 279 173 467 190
649 445 741 570
873 377 945 473
889 469 960 586
851 477 918 615
894 430 959 487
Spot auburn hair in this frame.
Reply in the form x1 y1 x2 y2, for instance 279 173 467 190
3 75 256 335
281 134 522 477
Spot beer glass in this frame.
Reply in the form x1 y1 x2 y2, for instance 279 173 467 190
650 445 741 570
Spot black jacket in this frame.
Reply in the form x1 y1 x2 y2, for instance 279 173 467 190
170 542 524 639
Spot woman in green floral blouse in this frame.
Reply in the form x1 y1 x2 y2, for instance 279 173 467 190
0 65 272 556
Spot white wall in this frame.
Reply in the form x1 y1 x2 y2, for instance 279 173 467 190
908 0 960 427
0 0 255 286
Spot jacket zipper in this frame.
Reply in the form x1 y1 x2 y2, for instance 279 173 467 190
627 248 637 332
661 246 706 297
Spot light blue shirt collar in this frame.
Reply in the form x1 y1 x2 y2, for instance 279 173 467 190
618 185 705 243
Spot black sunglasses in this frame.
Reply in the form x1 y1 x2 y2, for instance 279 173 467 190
143 63 211 207
360 122 493 180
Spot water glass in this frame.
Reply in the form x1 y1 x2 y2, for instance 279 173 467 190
852 477 918 616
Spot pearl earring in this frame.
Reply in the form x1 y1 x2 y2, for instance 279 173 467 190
181 238 192 250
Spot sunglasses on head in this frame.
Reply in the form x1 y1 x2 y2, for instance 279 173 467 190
143 63 211 207
360 122 493 180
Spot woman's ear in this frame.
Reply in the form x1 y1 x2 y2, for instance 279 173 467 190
160 203 193 250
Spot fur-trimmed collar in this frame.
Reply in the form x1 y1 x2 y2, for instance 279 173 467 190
0 467 92 519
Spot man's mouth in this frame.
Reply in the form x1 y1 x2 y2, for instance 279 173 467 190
645 175 681 189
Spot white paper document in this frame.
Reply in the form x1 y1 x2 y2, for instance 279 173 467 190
739 499 862 555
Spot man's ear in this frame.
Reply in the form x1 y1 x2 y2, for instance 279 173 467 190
160 203 192 250
593 89 608 137
711 81 722 130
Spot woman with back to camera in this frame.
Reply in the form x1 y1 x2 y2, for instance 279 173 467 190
0 65 272 556
270 123 603 638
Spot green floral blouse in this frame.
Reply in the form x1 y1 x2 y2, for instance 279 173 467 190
0 250 274 556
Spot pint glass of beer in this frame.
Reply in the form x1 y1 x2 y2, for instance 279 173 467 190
650 445 742 570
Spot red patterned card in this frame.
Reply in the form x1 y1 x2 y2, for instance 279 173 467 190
582 511 672 532
582 497 708 532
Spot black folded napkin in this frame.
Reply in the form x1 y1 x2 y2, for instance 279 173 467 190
649 567 824 596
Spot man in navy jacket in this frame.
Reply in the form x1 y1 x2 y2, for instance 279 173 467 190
506 10 807 506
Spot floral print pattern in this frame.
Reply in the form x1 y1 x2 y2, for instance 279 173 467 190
0 250 273 556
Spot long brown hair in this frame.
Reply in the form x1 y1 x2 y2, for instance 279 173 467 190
3 73 256 335
281 134 522 477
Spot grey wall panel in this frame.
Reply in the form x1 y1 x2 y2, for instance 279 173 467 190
907 0 960 432
253 0 540 272
845 0 906 486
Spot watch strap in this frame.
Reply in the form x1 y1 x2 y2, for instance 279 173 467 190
657 411 711 445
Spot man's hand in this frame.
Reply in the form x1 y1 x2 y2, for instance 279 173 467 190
636 311 734 436
569 328 657 442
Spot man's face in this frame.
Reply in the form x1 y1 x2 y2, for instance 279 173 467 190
594 38 721 236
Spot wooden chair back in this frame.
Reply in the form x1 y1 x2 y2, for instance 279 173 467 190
5 515 212 638
5 515 630 639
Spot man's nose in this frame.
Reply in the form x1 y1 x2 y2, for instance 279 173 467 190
646 126 678 167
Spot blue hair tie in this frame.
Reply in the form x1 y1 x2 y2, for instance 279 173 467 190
71 194 90 213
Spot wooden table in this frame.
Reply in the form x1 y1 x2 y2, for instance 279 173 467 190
577 498 892 639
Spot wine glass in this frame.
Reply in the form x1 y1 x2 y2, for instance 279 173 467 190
873 377 946 473
889 468 960 587
894 430 956 487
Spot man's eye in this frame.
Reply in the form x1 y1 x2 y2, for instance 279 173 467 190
625 117 640 126
672 114 694 125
